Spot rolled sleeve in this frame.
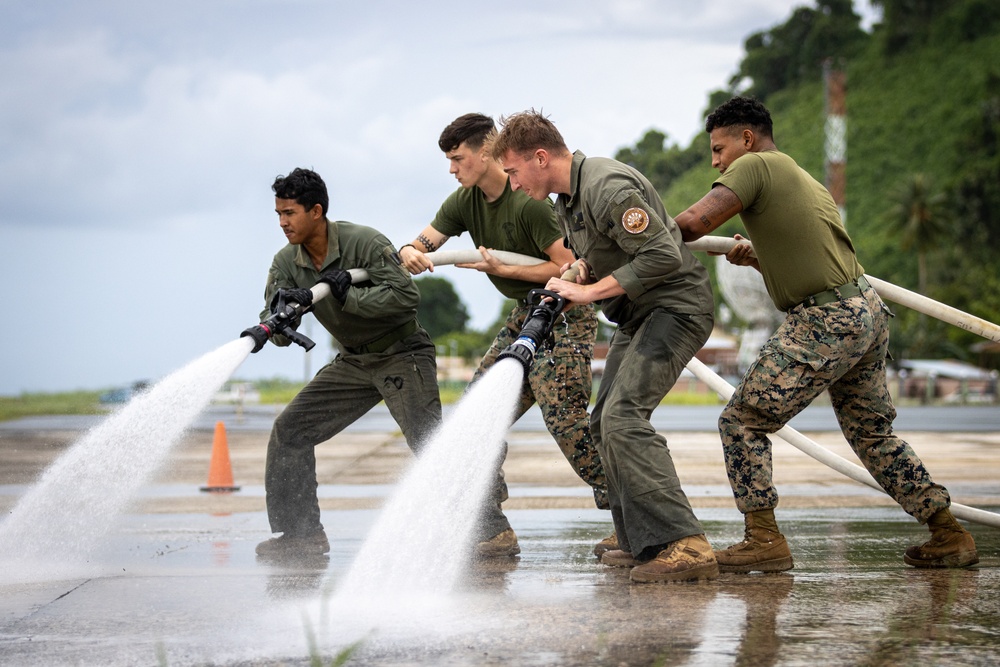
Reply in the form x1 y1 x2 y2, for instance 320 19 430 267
602 190 684 296
612 263 646 299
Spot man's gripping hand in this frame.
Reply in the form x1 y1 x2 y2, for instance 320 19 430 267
269 287 314 313
318 269 352 304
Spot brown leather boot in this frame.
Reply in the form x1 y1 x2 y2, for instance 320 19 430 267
475 528 521 558
629 534 719 583
593 533 619 558
714 509 794 573
600 549 639 568
904 508 979 568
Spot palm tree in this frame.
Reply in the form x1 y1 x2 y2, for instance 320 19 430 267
883 173 952 356
883 173 950 297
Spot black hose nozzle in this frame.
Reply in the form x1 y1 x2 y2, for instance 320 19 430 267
496 289 566 373
241 324 272 353
239 292 317 353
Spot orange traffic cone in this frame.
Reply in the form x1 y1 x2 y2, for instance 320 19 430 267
200 421 241 493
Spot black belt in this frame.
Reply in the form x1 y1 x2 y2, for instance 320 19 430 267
345 319 419 355
798 275 869 309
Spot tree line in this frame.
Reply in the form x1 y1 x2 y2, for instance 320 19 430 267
619 0 1000 366
413 0 1000 368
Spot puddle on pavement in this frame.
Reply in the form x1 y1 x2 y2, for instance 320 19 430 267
1 508 998 666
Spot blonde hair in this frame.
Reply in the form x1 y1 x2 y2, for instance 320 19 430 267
488 109 570 161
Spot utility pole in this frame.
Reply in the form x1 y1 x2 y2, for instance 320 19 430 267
824 58 848 226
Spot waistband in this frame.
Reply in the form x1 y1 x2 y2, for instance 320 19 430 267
797 275 870 310
344 319 419 355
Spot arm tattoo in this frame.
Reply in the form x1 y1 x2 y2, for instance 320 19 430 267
417 233 445 252
700 188 740 229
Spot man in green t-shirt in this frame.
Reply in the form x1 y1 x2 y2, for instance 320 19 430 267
400 113 610 559
675 96 978 572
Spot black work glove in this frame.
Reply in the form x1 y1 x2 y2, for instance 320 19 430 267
318 269 352 304
240 324 271 353
268 287 313 313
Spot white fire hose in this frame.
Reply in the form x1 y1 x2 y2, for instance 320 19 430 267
685 236 1000 343
375 241 1000 528
310 249 545 302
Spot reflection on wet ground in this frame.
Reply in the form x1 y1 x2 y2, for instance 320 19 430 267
1 506 997 666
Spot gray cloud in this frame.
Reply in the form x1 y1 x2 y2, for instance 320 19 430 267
0 0 878 394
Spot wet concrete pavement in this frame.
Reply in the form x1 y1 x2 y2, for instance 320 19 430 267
1 408 999 666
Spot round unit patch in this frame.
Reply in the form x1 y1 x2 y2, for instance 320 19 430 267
621 207 650 234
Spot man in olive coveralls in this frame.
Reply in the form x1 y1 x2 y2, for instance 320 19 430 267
399 113 611 558
491 111 719 583
675 96 978 571
247 168 442 560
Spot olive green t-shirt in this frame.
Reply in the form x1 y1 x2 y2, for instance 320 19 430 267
715 150 864 312
431 179 561 300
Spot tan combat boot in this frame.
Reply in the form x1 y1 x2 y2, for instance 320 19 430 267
904 508 979 568
475 528 521 558
714 509 794 573
629 534 719 583
600 549 639 568
593 533 619 558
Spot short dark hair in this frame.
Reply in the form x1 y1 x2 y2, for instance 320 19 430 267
705 96 774 139
438 113 496 152
272 168 329 217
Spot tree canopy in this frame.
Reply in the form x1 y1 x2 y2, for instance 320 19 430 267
414 276 469 339
729 0 867 100
626 0 1000 366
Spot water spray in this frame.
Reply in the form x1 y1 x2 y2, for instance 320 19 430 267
496 289 566 373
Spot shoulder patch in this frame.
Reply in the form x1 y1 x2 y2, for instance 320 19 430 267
621 207 649 234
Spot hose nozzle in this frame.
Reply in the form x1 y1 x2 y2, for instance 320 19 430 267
239 289 318 353
496 289 566 373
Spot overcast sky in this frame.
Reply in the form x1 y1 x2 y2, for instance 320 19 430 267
0 0 877 395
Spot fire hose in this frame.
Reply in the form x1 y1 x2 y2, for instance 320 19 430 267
238 249 554 353
237 242 1000 526
424 243 1000 527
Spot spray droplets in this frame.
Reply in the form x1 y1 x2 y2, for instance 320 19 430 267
0 338 253 578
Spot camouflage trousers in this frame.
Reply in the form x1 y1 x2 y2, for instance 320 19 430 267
719 286 950 523
475 302 607 539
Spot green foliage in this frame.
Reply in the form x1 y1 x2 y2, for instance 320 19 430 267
654 0 1000 363
413 275 469 339
882 174 950 248
661 161 718 216
952 72 1000 251
615 130 705 193
869 0 1000 52
731 0 866 100
428 295 513 362
486 298 518 335
0 390 105 422
843 30 999 299
255 377 305 404
433 329 493 361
